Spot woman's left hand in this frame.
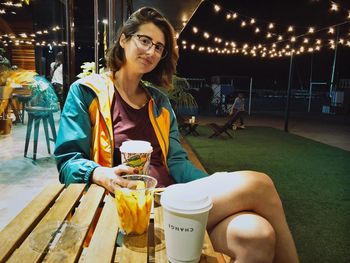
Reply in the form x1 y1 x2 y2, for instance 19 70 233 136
91 164 138 193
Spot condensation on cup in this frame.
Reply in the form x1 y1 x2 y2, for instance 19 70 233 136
160 184 213 263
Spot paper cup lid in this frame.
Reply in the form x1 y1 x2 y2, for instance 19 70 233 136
160 184 213 214
120 140 153 153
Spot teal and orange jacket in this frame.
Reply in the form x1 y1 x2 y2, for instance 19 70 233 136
54 73 208 185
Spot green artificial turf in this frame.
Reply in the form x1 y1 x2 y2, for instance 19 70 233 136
184 125 350 263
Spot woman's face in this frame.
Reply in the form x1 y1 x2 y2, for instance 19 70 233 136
120 22 166 75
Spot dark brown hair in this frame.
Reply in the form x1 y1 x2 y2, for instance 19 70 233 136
107 7 178 89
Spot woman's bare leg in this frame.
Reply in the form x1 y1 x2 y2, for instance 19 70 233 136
187 171 299 263
209 212 276 263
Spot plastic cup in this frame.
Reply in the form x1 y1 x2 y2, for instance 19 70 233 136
115 175 157 236
160 184 213 263
120 140 153 175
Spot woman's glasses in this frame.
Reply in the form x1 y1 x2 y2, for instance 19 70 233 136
131 34 168 59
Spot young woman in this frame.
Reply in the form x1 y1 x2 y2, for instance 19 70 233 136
54 7 298 263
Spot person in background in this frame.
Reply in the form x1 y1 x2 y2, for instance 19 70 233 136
54 7 298 263
230 92 246 129
50 51 64 109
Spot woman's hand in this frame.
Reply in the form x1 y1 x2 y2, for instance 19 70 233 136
91 165 138 193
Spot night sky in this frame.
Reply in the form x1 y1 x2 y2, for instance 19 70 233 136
176 0 350 90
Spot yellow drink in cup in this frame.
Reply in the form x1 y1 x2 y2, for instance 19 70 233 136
115 175 157 235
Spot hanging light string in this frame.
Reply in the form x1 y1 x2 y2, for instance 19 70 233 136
0 0 26 15
206 0 350 38
1 1 23 8
181 17 350 58
180 37 350 58
0 25 64 47
179 1 350 58
180 22 350 58
186 19 350 50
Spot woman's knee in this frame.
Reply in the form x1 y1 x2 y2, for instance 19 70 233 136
228 213 276 262
230 171 283 209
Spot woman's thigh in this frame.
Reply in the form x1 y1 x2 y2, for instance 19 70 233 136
186 171 277 229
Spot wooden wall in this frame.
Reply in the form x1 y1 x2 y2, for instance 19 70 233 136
11 46 36 71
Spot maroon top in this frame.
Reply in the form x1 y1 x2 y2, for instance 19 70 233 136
111 89 175 187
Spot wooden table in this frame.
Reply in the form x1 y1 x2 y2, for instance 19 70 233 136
0 184 227 263
183 121 200 136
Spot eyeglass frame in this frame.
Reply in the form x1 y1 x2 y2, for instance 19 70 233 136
129 34 168 59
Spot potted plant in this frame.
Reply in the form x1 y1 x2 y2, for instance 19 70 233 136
77 61 105 78
168 75 198 116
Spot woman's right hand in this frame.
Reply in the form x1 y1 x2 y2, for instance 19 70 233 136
91 165 138 193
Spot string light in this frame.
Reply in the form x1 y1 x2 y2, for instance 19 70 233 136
204 0 350 39
0 24 64 47
214 4 220 12
180 31 350 58
178 1 350 58
330 3 338 12
1 2 23 8
0 0 26 16
0 25 62 39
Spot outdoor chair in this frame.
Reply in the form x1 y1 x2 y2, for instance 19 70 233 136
24 106 57 161
207 111 241 138
175 112 188 132
23 75 59 160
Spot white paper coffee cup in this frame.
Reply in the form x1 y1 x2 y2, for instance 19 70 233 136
160 184 213 263
120 140 153 175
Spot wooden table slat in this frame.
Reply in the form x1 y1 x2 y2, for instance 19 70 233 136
44 184 106 263
0 184 64 263
200 232 227 263
84 193 119 263
7 184 86 263
114 197 148 263
154 207 167 263
117 234 148 263
115 238 147 263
